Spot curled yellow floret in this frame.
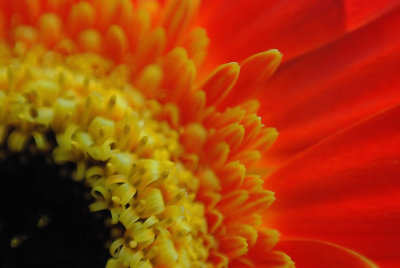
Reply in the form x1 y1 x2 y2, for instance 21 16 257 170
0 0 293 267
0 48 212 267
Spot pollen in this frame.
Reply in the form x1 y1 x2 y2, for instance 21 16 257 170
0 45 212 267
0 0 292 267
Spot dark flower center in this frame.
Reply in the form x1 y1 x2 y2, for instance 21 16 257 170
0 147 109 267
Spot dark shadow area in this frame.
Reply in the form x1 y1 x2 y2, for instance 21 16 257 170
0 148 110 268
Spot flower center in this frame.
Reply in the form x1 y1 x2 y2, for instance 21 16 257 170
0 151 111 266
0 1 293 267
0 44 212 267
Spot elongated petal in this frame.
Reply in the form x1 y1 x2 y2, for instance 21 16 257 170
201 62 240 106
264 104 400 266
200 0 400 68
221 50 282 106
344 0 399 30
275 240 377 268
260 5 400 164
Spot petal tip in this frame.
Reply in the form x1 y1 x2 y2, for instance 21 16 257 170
238 48 282 87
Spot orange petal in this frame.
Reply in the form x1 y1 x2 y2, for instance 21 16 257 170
225 224 258 247
161 0 200 48
200 62 240 106
180 27 209 67
136 27 166 70
77 29 103 54
217 190 249 214
222 49 281 106
37 13 63 47
219 236 248 260
12 0 43 25
242 228 292 267
209 252 229 268
66 1 95 36
209 123 245 152
217 161 245 191
105 25 129 61
160 47 196 103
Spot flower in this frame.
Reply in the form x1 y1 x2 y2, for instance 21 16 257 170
201 0 400 267
0 0 288 267
0 0 399 268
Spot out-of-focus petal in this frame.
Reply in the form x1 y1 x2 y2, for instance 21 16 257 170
344 0 399 30
200 0 344 67
258 5 400 164
275 239 377 268
264 104 400 267
200 0 399 68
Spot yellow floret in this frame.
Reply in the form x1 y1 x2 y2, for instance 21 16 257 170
0 45 213 267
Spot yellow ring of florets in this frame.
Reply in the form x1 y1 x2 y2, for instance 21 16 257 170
0 43 213 268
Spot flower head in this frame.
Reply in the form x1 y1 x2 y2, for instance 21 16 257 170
0 0 292 267
1 0 399 267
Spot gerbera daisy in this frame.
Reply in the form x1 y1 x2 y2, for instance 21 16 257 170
0 0 398 267
200 0 400 267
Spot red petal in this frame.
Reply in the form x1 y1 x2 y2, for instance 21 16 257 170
275 239 377 268
344 0 399 30
200 0 345 65
259 5 400 164
264 104 400 267
200 0 399 68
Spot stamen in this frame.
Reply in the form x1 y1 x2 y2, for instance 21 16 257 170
0 0 290 266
